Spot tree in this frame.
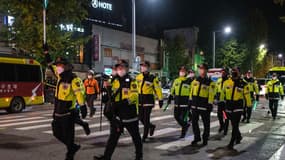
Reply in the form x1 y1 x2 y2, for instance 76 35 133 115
244 8 268 74
0 0 89 62
163 36 189 80
216 39 247 70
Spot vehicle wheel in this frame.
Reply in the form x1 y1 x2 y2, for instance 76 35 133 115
8 97 25 113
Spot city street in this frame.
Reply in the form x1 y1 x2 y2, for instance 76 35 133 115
0 98 285 160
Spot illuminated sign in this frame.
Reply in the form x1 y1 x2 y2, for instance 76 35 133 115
59 24 84 32
91 0 112 11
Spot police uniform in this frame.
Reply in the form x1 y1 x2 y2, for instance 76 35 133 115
266 75 284 120
136 61 163 141
45 53 86 160
96 61 142 160
169 68 192 138
222 70 252 149
216 76 229 135
242 74 259 123
189 64 216 145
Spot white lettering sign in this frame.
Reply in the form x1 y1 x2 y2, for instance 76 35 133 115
91 0 112 11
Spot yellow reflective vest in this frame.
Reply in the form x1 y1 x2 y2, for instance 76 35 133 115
136 73 163 106
215 77 228 102
222 78 252 112
266 79 284 100
170 76 192 106
51 65 85 114
111 75 139 122
189 76 216 111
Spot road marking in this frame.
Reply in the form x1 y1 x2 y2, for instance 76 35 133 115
155 120 220 151
0 115 25 120
269 144 285 160
0 117 44 124
77 115 173 138
0 119 52 127
239 122 263 134
119 128 180 143
16 119 91 131
43 115 173 134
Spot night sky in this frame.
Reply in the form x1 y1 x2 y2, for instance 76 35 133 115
96 0 285 53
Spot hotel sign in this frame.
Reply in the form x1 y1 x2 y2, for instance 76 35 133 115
91 0 112 11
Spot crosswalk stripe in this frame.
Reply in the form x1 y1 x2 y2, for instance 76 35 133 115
119 128 180 143
0 117 44 124
0 115 25 120
155 121 264 151
77 115 173 138
16 119 91 131
269 144 285 160
155 120 220 151
44 115 173 135
0 119 51 127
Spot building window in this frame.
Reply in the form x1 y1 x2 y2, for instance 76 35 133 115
104 48 112 57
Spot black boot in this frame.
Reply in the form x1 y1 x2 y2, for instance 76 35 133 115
180 124 190 138
94 155 110 160
149 125 156 137
66 144 81 160
191 138 201 146
83 122 91 135
236 136 243 144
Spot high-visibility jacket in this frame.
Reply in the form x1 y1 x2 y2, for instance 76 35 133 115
243 77 259 99
189 76 216 111
215 77 228 102
51 66 85 114
222 78 252 112
170 76 192 107
45 54 85 115
136 72 163 106
111 74 139 122
266 79 284 100
84 78 100 95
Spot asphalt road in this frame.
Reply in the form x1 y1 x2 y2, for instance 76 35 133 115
0 98 285 160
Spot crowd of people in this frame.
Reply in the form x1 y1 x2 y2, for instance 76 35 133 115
43 44 284 160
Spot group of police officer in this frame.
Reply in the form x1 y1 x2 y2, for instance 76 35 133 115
44 41 284 159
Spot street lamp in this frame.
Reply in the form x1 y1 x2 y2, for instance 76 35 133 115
212 26 232 68
278 53 283 66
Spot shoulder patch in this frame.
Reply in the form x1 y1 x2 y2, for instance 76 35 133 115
75 81 81 87
132 83 137 89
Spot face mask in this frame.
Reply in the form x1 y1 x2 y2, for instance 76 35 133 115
232 72 238 78
56 66 64 74
141 66 148 73
179 72 186 77
187 73 195 78
88 75 92 79
272 76 277 80
111 70 117 76
117 70 126 77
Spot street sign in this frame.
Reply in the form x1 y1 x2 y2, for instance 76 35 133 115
43 0 48 9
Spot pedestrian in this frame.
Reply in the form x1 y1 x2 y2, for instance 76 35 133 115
242 70 259 123
265 73 284 120
84 70 100 117
215 68 229 135
222 67 252 149
136 61 163 142
44 44 86 160
189 63 216 146
94 60 143 160
168 66 191 138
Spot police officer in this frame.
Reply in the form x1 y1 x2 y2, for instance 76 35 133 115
215 68 229 135
136 61 163 142
44 46 86 160
222 67 252 149
84 70 100 117
94 60 143 160
265 73 284 120
168 66 191 138
189 63 216 146
242 70 259 123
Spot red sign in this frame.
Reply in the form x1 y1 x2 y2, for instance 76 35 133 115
0 82 43 98
93 34 100 61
